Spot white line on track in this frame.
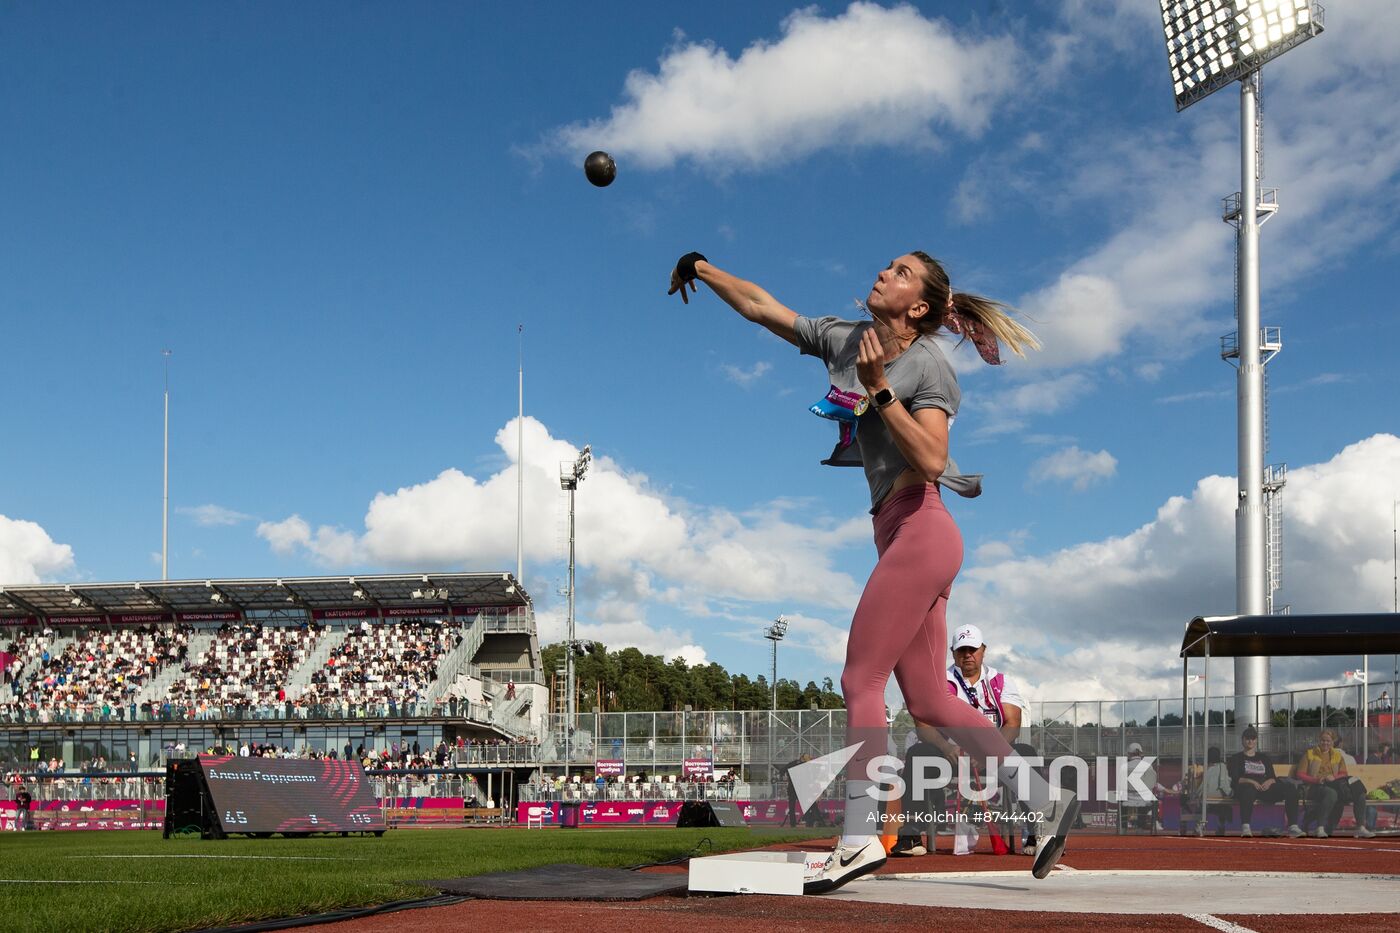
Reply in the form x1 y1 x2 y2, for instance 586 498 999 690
0 880 195 885
1173 837 1400 854
1187 914 1261 933
1163 835 1400 852
1053 863 1078 872
70 854 363 860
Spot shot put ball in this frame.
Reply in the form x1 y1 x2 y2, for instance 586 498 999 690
584 150 616 187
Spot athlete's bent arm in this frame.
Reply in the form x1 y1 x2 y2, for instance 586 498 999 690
854 327 948 482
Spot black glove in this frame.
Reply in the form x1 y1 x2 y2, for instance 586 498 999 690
675 251 707 283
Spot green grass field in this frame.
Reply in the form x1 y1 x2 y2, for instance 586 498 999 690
0 826 826 932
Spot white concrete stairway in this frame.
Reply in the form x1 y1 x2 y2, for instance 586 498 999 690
285 626 349 698
423 614 485 708
134 629 215 706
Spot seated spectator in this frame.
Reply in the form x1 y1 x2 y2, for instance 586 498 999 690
1196 746 1234 836
1120 742 1159 832
1294 730 1375 838
1226 726 1303 838
1366 742 1395 765
1334 734 1378 835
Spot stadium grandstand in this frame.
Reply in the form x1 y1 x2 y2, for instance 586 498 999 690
0 573 544 781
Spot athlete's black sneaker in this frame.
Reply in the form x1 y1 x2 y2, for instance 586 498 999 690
1031 793 1080 880
803 840 887 894
888 835 928 857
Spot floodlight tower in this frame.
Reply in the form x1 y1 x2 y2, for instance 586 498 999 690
559 444 591 775
764 616 788 710
1160 0 1323 729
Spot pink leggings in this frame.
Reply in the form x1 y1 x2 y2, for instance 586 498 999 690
842 483 1015 781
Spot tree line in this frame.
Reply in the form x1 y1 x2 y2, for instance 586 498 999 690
540 642 844 713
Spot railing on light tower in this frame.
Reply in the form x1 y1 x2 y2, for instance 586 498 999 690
559 445 591 778
764 616 788 710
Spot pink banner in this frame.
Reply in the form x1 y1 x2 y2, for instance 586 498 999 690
516 800 687 825
313 607 376 620
512 799 849 826
0 651 12 674
382 606 452 618
1 799 166 832
594 759 625 777
381 796 465 809
112 613 172 625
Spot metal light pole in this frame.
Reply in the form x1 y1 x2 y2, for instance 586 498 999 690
162 349 172 581
560 445 591 777
1160 0 1324 731
516 325 524 585
1232 71 1271 725
762 615 788 794
764 616 788 710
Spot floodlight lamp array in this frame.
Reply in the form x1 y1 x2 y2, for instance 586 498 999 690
1161 0 1323 111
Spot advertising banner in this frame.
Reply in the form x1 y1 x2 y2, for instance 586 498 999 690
382 606 450 618
312 607 376 620
177 611 242 623
0 799 165 832
112 613 172 626
49 615 105 626
512 799 843 826
682 758 714 777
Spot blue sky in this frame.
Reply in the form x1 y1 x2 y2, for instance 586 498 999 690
3 1 1398 704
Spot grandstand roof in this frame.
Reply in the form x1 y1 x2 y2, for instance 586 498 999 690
1180 613 1400 658
0 573 528 623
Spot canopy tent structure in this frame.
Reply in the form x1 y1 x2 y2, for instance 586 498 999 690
1179 612 1400 827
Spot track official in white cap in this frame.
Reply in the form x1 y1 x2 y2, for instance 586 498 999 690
946 624 1027 745
891 622 1035 857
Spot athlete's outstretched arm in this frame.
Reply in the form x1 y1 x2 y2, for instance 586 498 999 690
670 257 799 347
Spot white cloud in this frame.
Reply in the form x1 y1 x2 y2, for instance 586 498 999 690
533 599 713 666
955 434 1400 701
258 417 868 613
179 504 254 527
256 515 362 566
545 3 1019 171
1029 446 1118 491
720 361 772 387
973 540 1016 563
1136 362 1165 383
1156 388 1232 405
0 515 75 585
969 373 1095 438
665 644 709 667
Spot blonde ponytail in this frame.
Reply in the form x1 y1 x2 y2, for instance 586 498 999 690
909 250 1039 363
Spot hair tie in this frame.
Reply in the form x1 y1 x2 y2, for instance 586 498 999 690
944 304 1002 366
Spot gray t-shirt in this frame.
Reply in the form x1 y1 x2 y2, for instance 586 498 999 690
793 315 982 511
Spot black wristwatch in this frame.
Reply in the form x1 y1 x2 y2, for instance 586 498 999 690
873 387 897 409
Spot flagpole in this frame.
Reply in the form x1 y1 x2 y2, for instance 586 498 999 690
162 349 172 581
